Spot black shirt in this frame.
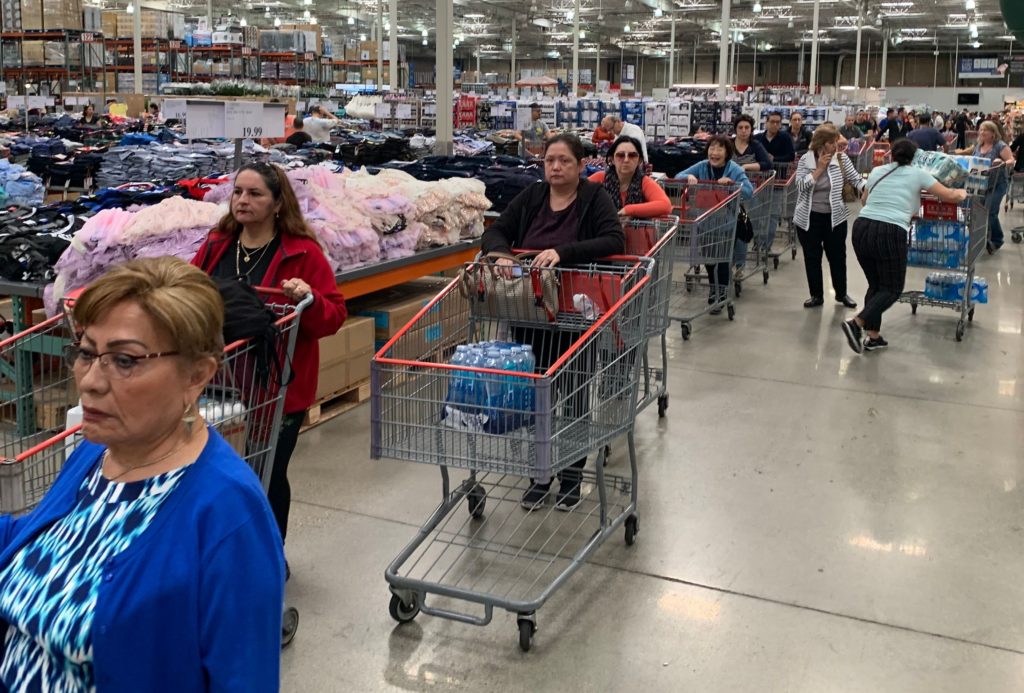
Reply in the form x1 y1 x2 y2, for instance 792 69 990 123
520 195 579 250
285 131 312 147
211 234 281 286
1011 135 1024 171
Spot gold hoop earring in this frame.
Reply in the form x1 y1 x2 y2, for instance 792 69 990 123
183 401 197 435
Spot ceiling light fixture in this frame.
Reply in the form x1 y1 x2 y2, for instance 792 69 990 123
359 33 366 40
972 40 980 48
273 16 280 26
348 16 355 25
875 16 882 26
421 28 427 36
264 7 270 17
753 1 761 11
736 31 744 41
579 29 585 38
763 42 772 50
239 17 247 26
788 19 794 28
623 23 631 32
965 0 975 8
422 38 427 45
654 7 662 17
125 2 133 13
310 16 316 24
303 9 310 18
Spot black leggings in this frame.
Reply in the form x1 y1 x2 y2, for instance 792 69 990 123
267 412 305 542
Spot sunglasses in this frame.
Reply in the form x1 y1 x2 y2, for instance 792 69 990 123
613 151 640 160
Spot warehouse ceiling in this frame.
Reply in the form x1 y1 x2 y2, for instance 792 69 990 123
155 0 1012 57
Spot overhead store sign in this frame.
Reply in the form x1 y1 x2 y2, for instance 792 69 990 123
958 57 1004 79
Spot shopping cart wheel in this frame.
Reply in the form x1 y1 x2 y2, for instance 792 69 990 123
727 305 735 321
773 257 780 270
791 248 798 260
389 592 420 624
762 270 769 285
467 485 486 519
624 515 639 546
681 323 691 341
910 303 918 315
685 277 694 293
1012 230 1023 243
517 616 536 652
281 607 299 648
657 394 668 418
956 320 966 342
968 308 975 322
734 281 742 298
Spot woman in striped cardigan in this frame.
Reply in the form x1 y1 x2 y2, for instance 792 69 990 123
794 125 865 309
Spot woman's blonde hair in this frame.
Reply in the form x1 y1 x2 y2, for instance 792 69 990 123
810 124 840 154
72 256 224 364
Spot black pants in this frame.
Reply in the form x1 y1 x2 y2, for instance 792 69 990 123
797 212 848 299
512 326 588 481
268 411 305 542
852 217 908 332
705 263 729 301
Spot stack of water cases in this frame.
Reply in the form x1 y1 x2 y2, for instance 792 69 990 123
443 341 537 434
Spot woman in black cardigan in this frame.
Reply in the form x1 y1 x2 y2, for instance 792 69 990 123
480 133 624 512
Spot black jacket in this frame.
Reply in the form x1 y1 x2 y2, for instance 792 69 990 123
481 179 625 265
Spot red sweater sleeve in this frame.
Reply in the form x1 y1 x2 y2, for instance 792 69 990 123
294 246 347 340
587 171 606 184
622 177 672 218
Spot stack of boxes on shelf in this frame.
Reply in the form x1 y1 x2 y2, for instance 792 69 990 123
620 99 644 127
666 100 691 138
644 102 667 140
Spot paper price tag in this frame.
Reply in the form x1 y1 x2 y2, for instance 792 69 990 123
163 99 187 121
6 95 26 108
373 102 391 118
395 104 412 119
224 101 264 139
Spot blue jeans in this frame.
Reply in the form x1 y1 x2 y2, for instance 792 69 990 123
734 239 747 267
989 181 1008 247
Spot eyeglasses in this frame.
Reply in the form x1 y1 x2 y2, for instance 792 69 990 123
613 151 640 160
63 343 179 380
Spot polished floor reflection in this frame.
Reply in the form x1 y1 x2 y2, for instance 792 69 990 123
281 208 1024 692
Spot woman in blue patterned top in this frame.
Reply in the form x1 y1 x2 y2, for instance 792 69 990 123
0 256 284 692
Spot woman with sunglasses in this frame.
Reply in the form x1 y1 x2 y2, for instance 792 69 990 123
587 136 672 218
192 163 347 572
0 257 284 691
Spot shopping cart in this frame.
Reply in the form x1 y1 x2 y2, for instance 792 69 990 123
0 314 77 464
0 289 312 646
1006 171 1024 243
737 171 776 294
623 217 678 418
965 130 979 149
769 160 799 267
660 179 741 340
896 194 989 341
857 141 891 175
372 255 656 651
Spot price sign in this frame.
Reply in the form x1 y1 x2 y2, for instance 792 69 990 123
304 52 315 61
320 56 330 65
185 100 225 139
395 104 412 119
163 98 187 121
27 96 47 110
373 102 391 119
241 46 253 56
224 100 264 138
170 41 182 50
6 95 26 108
81 32 95 43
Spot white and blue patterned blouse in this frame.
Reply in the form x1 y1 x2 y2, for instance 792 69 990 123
0 459 187 692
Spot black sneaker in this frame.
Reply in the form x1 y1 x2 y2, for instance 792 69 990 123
520 481 551 511
841 319 864 354
554 472 582 512
863 336 889 351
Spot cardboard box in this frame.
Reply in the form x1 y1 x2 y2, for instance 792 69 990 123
21 0 41 30
350 278 467 357
43 0 81 30
315 315 374 400
101 9 116 36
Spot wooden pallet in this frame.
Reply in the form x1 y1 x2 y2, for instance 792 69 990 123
301 378 370 432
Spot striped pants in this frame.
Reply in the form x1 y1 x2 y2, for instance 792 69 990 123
851 217 908 332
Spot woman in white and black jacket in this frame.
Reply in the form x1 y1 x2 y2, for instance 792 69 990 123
794 125 865 309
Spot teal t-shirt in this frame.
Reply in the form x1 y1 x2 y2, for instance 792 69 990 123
858 164 938 231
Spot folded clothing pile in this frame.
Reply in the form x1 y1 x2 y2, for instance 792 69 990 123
94 142 254 189
376 155 542 213
0 160 45 207
0 205 79 283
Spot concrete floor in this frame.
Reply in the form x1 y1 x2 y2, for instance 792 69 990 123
281 207 1024 692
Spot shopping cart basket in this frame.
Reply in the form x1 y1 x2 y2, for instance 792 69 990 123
769 161 799 266
736 171 776 295
372 255 656 651
1006 171 1024 243
0 315 77 464
856 141 891 175
896 193 989 341
659 179 741 340
623 217 678 418
2 289 311 646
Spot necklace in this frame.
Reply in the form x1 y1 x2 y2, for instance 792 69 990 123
235 235 276 279
238 234 274 263
103 434 191 482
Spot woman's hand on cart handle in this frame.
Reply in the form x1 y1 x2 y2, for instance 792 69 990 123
532 249 561 268
281 278 313 302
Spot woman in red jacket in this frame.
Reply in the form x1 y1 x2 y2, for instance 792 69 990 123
587 136 672 218
192 162 346 563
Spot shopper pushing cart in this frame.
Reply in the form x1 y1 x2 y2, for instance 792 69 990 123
0 258 289 691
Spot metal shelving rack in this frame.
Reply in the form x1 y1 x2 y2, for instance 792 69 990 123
0 29 106 95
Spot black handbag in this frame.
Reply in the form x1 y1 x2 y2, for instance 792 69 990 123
735 206 754 244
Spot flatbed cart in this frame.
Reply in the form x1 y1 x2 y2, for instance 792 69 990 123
896 195 988 341
0 290 312 647
736 170 776 295
372 255 656 651
1006 171 1024 243
659 179 742 340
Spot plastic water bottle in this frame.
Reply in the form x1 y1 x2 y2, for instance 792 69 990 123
972 277 989 304
463 348 486 413
500 348 518 411
522 345 536 412
509 347 527 411
483 349 504 417
447 345 469 407
924 273 936 300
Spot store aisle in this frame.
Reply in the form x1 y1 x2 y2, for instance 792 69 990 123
280 209 1024 692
